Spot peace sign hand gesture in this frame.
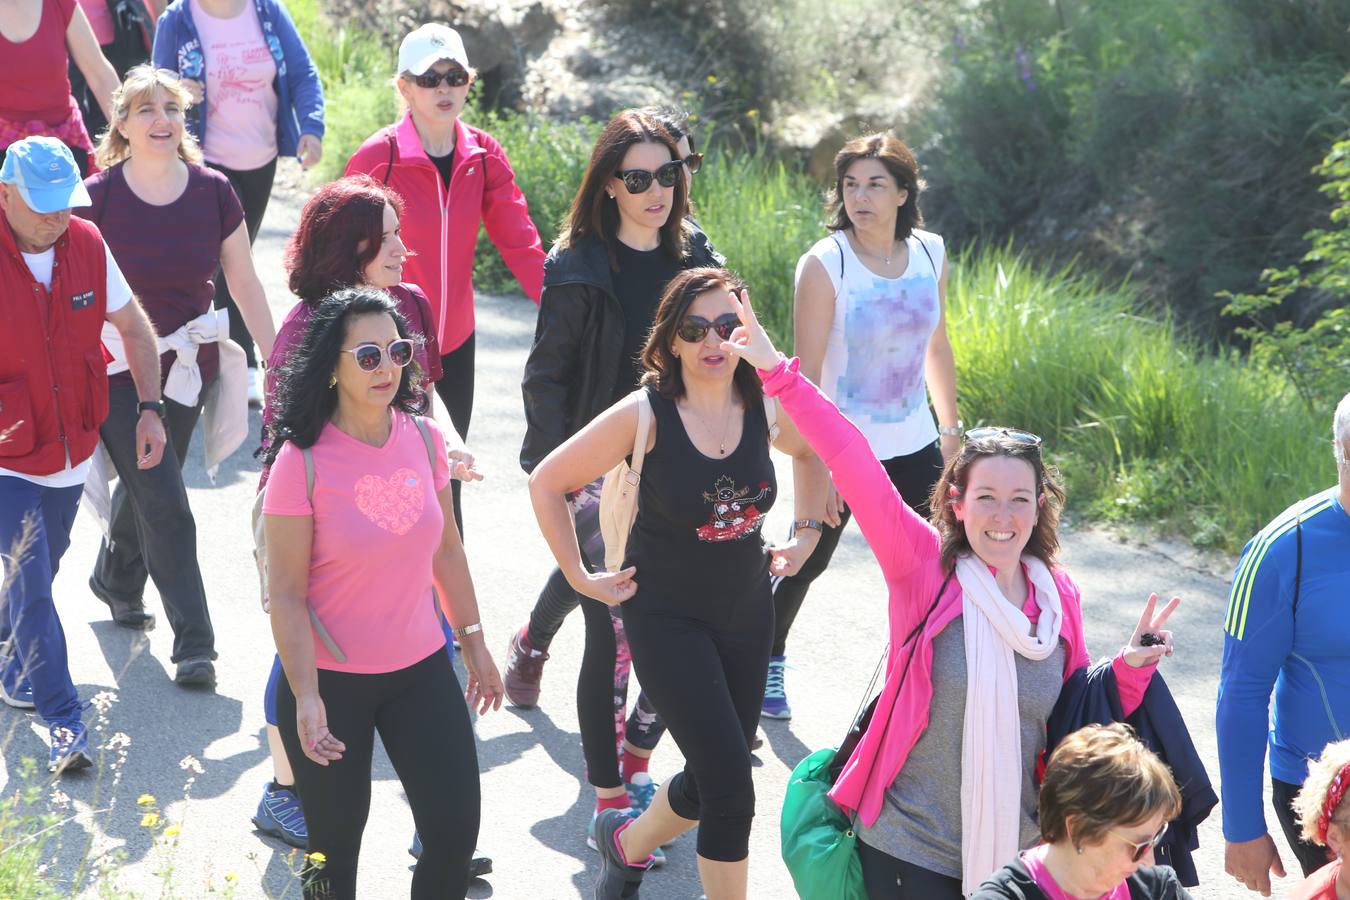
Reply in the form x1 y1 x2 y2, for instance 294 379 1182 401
719 289 783 372
1122 592 1180 668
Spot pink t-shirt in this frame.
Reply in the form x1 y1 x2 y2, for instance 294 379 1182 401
1021 845 1131 900
189 0 278 169
262 410 452 674
77 0 154 46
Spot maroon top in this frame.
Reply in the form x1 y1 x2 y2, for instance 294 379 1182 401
77 162 244 389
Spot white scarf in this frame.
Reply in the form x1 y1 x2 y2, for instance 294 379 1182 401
956 552 1063 897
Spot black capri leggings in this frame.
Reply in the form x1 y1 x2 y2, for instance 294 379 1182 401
620 576 772 861
433 333 475 538
275 648 479 900
772 442 943 656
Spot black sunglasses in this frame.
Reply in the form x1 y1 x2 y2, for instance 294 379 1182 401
1110 824 1167 863
676 313 739 344
342 339 415 372
683 152 704 175
613 160 684 194
411 66 469 89
965 426 1042 447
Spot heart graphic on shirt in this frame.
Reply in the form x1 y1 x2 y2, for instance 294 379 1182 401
353 468 424 535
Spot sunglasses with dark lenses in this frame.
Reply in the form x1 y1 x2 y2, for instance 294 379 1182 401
683 152 704 175
676 313 740 344
412 67 469 89
965 426 1043 447
614 160 684 194
1111 824 1167 863
343 339 415 372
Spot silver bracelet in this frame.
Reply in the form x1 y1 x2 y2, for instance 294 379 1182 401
937 420 964 437
452 622 482 639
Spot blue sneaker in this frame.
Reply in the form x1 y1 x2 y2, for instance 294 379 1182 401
761 655 792 720
588 808 665 867
48 721 92 775
409 833 493 878
252 782 308 849
625 772 657 814
0 678 35 710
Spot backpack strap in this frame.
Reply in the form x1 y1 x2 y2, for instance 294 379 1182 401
411 414 438 473
299 446 347 664
763 396 779 443
383 128 398 185
916 234 938 278
1293 515 1303 619
629 390 653 480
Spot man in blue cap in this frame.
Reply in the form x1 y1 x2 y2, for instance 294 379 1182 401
0 136 166 774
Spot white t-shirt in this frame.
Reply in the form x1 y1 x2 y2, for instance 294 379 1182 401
798 229 946 460
0 240 134 488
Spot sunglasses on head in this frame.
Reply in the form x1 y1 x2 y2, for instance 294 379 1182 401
411 66 469 89
683 152 704 175
613 160 684 194
342 338 414 372
1110 824 1167 863
676 313 739 344
965 426 1042 447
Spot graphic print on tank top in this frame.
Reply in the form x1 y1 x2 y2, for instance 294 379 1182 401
695 475 773 542
354 467 426 535
840 271 938 426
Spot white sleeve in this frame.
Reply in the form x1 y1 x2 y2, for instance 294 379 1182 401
104 241 133 314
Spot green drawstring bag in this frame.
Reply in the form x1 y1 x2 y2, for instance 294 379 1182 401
780 746 866 900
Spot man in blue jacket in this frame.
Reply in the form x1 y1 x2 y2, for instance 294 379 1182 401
1218 391 1350 896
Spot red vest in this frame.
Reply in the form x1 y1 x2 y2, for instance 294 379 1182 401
0 214 110 477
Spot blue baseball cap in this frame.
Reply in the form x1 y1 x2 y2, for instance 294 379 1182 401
0 137 92 214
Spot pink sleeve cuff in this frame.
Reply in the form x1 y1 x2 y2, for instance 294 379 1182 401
1113 651 1156 718
758 354 795 396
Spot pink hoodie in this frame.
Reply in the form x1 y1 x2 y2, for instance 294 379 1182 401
760 356 1150 827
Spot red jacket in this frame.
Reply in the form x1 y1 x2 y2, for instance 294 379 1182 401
0 215 110 476
345 113 545 354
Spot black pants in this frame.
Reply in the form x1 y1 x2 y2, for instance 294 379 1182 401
433 333 475 538
94 384 215 662
1272 776 1333 877
858 842 963 899
771 442 943 656
276 649 479 900
207 159 277 369
620 576 772 862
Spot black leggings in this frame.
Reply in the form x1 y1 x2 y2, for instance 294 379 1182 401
208 158 277 369
1273 776 1334 877
620 576 772 861
433 333 474 538
858 842 962 899
771 442 943 656
275 649 479 900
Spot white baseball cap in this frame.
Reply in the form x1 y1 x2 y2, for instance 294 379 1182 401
398 24 470 76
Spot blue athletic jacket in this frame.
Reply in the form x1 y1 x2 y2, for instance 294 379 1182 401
151 0 324 160
1216 487 1350 843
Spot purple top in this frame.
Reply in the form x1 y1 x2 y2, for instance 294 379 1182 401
78 162 244 388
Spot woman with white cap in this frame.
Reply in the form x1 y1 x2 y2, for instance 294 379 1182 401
345 22 545 535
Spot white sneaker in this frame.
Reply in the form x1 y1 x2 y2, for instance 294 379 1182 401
248 367 263 409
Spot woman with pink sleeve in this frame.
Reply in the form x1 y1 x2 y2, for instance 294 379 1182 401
718 290 1183 899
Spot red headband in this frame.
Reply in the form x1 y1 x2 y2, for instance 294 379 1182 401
1317 763 1350 845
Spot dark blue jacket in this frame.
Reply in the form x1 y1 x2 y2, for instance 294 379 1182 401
1045 662 1218 887
151 0 324 159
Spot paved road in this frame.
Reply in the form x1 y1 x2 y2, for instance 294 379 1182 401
7 181 1298 899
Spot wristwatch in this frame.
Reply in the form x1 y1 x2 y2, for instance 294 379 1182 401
937 419 964 437
793 518 823 533
137 400 165 417
453 622 483 639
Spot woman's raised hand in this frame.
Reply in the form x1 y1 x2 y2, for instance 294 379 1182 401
1122 592 1180 668
576 567 639 607
720 289 782 372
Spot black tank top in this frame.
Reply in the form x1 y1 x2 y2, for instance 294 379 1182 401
625 386 777 597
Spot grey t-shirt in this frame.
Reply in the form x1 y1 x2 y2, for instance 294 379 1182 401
855 615 1066 878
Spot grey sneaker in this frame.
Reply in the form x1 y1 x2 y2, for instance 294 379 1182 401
174 657 216 688
592 808 649 900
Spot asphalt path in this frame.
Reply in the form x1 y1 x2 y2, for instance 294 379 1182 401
6 179 1298 899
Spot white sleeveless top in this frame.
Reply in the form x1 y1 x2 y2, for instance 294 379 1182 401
796 228 946 459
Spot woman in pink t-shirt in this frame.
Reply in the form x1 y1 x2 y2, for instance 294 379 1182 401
261 287 503 899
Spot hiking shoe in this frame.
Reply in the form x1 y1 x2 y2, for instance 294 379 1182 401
592 808 651 899
761 655 792 719
587 808 664 867
408 833 493 878
503 625 549 708
89 575 154 630
49 721 92 775
625 773 658 815
750 730 764 752
252 782 307 849
0 678 35 710
174 657 217 688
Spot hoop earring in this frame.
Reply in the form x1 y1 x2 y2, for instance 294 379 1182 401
328 374 337 389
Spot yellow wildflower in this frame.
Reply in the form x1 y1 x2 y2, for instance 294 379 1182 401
688 114 699 123
140 812 160 828
746 109 759 118
706 74 717 84
681 90 693 100
225 873 238 883
163 824 181 838
136 794 155 806
306 851 327 867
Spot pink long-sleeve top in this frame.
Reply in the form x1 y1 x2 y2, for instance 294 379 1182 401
760 356 1151 828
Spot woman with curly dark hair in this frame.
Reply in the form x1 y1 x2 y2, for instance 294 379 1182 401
262 287 502 900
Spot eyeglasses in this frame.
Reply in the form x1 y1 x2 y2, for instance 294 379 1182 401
341 339 415 372
965 426 1042 447
683 152 704 175
411 66 469 89
1109 824 1168 863
676 313 739 344
613 160 684 194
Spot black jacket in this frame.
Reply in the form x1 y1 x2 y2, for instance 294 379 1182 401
1044 662 1219 887
974 858 1192 900
518 224 722 473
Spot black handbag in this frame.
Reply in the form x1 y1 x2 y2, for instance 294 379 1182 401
828 571 953 783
